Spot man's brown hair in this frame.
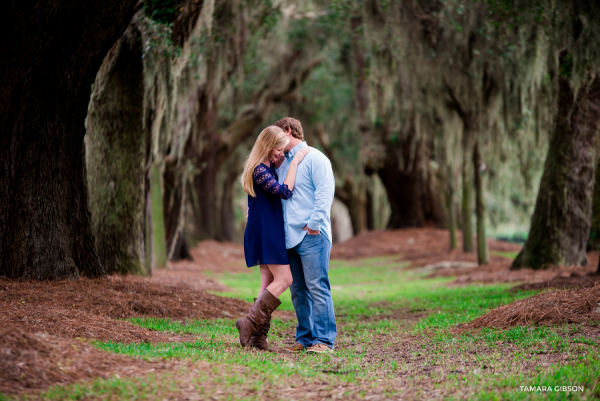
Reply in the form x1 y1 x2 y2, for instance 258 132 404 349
273 117 304 141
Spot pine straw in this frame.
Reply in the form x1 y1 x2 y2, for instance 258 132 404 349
0 328 161 395
459 284 600 331
511 271 600 291
0 275 250 319
0 275 253 343
1 306 175 343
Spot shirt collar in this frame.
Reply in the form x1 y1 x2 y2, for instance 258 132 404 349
285 141 307 160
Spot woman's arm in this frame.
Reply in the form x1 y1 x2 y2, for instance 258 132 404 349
253 165 294 200
283 147 311 191
252 148 311 199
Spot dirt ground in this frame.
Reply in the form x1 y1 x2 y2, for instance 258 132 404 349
177 229 599 289
332 228 599 288
3 228 599 397
170 240 249 275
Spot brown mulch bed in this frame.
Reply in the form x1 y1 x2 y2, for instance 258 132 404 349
512 271 600 291
0 275 250 319
0 328 165 395
0 275 253 342
459 284 600 331
1 306 175 343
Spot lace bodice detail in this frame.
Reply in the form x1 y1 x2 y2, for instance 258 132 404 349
253 164 293 199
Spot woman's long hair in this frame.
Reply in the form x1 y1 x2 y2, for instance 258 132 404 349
241 126 289 197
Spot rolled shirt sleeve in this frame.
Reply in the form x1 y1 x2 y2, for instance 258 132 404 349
307 157 335 232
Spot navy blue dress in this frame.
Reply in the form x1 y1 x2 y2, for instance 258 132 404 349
244 163 292 267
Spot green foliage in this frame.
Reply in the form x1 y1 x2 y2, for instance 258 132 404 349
145 0 181 25
559 52 574 79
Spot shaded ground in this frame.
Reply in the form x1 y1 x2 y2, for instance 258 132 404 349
333 228 599 288
2 228 600 399
168 229 599 290
170 240 248 275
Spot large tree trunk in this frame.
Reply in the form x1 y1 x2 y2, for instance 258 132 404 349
335 176 368 236
588 155 600 251
86 20 149 276
378 129 446 229
163 161 192 261
0 0 137 280
446 168 458 250
193 156 221 240
366 187 375 231
220 167 239 242
473 141 489 264
512 69 600 270
150 163 168 268
347 191 368 236
461 143 475 253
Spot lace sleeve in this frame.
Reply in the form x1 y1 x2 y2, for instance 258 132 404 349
253 165 293 199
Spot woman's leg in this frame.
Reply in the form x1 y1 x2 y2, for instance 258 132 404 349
265 264 293 298
258 265 274 298
236 264 286 348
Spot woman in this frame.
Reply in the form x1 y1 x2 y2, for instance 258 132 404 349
236 125 310 349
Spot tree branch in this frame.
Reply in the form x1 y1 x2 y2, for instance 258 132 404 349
217 56 323 164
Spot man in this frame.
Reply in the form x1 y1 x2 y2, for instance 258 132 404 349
273 117 337 353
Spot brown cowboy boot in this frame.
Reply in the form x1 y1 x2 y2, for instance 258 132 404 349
235 289 281 347
250 298 271 350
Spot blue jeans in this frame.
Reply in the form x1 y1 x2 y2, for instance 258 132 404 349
288 233 337 349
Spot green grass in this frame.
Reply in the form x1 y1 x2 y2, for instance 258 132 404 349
214 257 537 325
491 250 519 259
27 375 167 400
126 317 239 337
93 339 354 377
434 325 591 352
471 348 600 400
22 255 598 399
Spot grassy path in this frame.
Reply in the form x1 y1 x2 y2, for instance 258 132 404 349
14 257 600 400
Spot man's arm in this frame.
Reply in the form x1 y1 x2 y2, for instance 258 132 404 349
306 155 335 233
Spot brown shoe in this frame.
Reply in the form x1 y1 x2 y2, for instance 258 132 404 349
307 343 333 353
235 289 281 347
283 343 306 353
250 298 271 350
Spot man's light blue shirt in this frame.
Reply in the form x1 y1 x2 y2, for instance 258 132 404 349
277 142 335 249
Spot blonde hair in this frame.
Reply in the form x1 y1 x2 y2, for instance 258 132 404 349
241 126 289 197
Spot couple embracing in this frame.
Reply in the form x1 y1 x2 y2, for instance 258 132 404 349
236 117 336 353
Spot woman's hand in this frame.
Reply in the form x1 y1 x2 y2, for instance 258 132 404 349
292 147 311 166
